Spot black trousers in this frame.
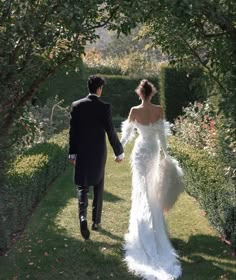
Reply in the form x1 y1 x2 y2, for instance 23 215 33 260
77 176 104 224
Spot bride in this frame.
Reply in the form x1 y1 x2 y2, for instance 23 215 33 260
120 79 184 280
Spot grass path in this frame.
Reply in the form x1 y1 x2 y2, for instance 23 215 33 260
0 142 235 280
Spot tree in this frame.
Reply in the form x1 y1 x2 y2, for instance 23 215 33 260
109 0 236 175
109 0 236 116
0 0 138 198
0 1 118 136
1 0 235 171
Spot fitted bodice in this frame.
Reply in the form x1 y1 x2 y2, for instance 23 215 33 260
120 118 170 156
135 120 162 141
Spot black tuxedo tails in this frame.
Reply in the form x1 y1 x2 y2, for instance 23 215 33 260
69 94 123 225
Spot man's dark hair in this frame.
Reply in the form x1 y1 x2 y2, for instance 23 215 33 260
87 75 105 94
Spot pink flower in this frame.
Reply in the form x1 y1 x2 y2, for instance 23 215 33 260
197 103 203 109
209 119 215 128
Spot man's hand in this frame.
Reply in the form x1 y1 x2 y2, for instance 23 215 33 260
114 153 124 163
68 154 76 166
69 159 76 165
115 158 123 163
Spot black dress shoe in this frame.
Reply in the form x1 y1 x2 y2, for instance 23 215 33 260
91 223 100 231
80 219 90 240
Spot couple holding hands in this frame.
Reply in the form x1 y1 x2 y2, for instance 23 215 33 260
68 75 184 280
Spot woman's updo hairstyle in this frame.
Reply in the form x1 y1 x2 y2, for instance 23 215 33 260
135 79 157 100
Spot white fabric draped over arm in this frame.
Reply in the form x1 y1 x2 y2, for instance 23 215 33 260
157 120 171 157
120 120 136 147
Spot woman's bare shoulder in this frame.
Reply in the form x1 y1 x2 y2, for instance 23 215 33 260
153 104 163 109
129 106 142 114
152 104 164 118
131 105 142 110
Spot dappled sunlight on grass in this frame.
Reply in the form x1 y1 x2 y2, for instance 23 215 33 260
54 198 79 238
0 141 235 279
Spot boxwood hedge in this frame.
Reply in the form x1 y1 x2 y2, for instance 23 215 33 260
0 130 68 252
170 136 235 250
159 66 206 122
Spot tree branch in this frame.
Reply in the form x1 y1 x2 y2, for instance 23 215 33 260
201 5 236 43
178 35 226 92
203 32 227 38
193 21 228 39
84 6 119 31
0 0 13 23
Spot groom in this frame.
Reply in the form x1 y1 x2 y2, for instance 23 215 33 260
68 75 124 240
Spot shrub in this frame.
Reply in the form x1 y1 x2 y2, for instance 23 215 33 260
83 48 163 78
174 100 235 183
38 71 160 118
116 51 162 78
11 96 70 155
159 66 206 122
174 100 218 154
170 136 235 250
0 130 68 252
83 49 122 75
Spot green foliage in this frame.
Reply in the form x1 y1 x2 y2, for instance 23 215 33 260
110 0 236 157
174 99 235 183
0 0 130 201
115 51 162 78
0 143 235 278
93 26 164 61
174 100 217 153
0 130 68 252
170 136 236 250
83 49 123 75
102 75 159 117
159 66 206 122
123 0 236 118
8 96 70 155
38 70 160 119
0 0 135 152
83 48 163 78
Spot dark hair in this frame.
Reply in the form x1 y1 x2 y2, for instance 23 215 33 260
87 75 105 94
135 79 157 100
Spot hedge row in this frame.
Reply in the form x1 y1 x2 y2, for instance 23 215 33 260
159 66 206 122
0 130 68 252
170 136 235 249
38 67 160 118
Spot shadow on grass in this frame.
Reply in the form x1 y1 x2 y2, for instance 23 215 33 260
1 167 235 280
87 188 124 202
172 235 235 279
99 228 123 242
0 167 137 280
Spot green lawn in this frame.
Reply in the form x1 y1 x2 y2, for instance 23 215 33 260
0 142 235 280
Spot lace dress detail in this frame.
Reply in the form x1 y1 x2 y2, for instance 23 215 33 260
121 119 184 280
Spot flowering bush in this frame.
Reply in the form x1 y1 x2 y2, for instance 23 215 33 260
172 100 236 249
174 99 236 181
174 100 218 155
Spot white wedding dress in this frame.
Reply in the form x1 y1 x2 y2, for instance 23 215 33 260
120 119 184 280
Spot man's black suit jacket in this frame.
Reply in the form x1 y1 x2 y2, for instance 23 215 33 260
69 94 123 186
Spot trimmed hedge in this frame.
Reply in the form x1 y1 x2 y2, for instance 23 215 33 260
38 68 160 118
102 75 159 117
0 130 68 252
159 66 206 122
170 136 235 249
